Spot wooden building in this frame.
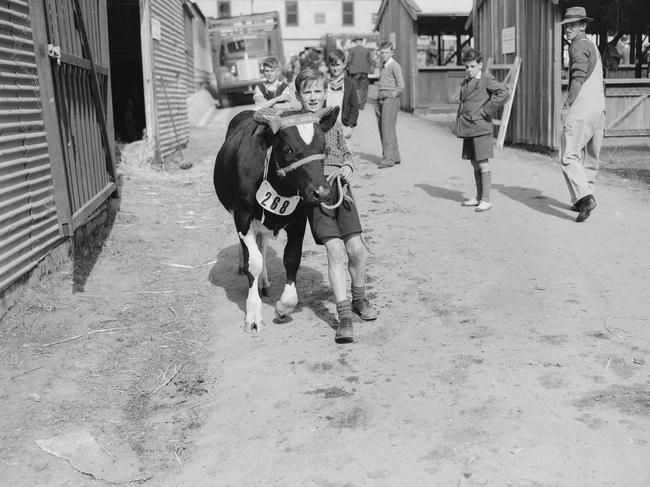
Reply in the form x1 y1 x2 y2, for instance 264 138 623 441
375 0 473 111
472 0 650 149
108 0 211 161
1 0 117 304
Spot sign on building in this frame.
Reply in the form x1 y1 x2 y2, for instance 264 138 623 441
501 27 515 54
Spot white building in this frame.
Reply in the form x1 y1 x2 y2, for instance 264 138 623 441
194 0 381 57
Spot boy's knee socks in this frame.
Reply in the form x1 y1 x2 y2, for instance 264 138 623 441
351 285 365 302
473 169 482 200
336 299 352 319
480 170 491 202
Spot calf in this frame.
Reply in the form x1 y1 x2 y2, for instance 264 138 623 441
214 107 339 332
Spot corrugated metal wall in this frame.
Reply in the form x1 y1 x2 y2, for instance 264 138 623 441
378 1 416 111
474 0 562 148
152 0 189 161
183 3 194 95
0 0 61 291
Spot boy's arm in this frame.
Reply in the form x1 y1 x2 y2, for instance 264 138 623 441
481 75 508 118
339 128 354 170
392 63 405 97
252 85 265 105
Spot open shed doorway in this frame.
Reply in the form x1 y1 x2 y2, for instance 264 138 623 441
107 0 146 143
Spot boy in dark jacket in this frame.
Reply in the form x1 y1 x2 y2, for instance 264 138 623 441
325 49 359 139
456 49 508 212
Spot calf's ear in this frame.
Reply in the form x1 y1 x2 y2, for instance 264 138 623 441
316 106 340 133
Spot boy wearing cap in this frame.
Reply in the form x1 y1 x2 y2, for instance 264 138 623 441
560 6 605 223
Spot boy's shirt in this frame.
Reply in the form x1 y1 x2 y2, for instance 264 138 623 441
323 123 353 176
253 80 292 105
377 58 404 100
326 74 345 124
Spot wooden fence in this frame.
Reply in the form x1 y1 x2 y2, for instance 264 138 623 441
29 0 117 236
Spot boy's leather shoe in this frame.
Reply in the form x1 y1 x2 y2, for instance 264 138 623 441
378 159 394 169
576 195 596 222
352 298 378 321
335 315 354 343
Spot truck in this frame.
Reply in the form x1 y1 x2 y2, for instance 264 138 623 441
208 11 285 102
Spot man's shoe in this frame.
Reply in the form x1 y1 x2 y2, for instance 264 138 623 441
378 159 395 169
335 315 354 343
352 298 378 321
394 160 401 165
576 195 596 222
570 202 579 212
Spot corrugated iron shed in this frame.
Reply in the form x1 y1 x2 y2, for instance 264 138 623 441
0 0 61 291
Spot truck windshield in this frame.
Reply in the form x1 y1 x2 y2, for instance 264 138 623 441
226 38 266 55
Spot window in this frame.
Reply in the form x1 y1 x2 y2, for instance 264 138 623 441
314 13 325 24
342 1 354 26
217 1 230 18
286 1 298 26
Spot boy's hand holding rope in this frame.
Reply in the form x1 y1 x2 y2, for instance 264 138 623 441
320 163 353 210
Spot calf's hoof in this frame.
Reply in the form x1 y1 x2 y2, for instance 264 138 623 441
274 300 294 320
244 320 264 334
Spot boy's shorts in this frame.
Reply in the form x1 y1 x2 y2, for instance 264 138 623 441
308 187 362 245
462 134 494 161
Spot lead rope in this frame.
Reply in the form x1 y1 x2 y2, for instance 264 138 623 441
260 148 273 225
320 173 350 210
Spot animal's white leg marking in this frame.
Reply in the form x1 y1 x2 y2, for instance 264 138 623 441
275 282 298 319
239 229 264 332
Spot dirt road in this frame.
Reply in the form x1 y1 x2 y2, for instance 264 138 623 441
1 101 649 487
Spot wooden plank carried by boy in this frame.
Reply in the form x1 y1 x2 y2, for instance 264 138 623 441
485 56 522 148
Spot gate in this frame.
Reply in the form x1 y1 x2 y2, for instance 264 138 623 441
29 0 117 236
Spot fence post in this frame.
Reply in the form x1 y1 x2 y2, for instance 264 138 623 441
28 0 73 236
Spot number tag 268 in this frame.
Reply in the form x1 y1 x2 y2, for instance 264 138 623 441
255 180 301 216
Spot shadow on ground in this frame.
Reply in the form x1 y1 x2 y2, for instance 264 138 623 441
492 184 575 221
72 197 120 292
208 243 336 329
602 167 650 186
415 183 467 203
356 152 382 165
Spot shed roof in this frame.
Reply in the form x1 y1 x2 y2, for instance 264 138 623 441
376 0 472 29
408 0 473 16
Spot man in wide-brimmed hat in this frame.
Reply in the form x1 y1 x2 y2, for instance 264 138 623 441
559 6 605 223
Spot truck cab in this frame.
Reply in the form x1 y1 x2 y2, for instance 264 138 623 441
209 12 284 95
